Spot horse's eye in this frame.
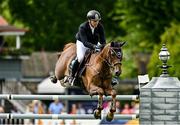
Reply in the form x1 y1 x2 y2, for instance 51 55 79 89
111 51 116 56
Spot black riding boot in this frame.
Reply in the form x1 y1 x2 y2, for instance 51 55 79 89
70 58 79 85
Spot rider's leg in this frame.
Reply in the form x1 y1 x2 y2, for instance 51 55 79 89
70 40 88 85
71 57 79 78
76 40 88 63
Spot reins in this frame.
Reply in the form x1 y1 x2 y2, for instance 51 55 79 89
86 46 122 75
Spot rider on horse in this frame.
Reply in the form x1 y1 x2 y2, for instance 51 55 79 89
50 10 121 87
69 10 106 85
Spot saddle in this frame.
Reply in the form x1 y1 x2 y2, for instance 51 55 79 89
78 49 93 76
69 49 93 86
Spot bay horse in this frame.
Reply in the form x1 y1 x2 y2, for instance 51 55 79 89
51 41 125 121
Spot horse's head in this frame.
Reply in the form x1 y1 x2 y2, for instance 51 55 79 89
108 41 126 76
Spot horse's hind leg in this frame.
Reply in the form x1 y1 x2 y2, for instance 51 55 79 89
94 94 103 119
105 89 117 121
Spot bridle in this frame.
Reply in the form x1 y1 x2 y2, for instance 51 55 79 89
101 47 122 69
86 46 123 75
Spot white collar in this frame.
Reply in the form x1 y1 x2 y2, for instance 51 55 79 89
89 23 95 34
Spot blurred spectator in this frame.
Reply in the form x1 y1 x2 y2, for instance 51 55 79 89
103 101 122 114
26 103 34 114
70 104 77 114
69 104 78 125
32 100 45 114
0 106 4 113
130 101 136 114
32 100 39 114
76 103 85 114
32 100 46 125
87 108 93 114
121 103 131 114
115 101 121 113
48 99 64 114
11 106 21 114
102 101 111 114
133 102 139 114
129 101 139 114
24 103 34 125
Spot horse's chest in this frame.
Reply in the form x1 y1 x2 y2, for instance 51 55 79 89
93 72 111 86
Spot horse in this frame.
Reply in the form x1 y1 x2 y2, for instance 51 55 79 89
51 41 125 121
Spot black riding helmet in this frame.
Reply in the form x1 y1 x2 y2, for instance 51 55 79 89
87 10 101 21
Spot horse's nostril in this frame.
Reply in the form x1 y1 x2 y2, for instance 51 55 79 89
115 71 121 76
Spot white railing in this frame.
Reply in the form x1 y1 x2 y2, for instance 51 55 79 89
0 113 138 120
0 94 138 101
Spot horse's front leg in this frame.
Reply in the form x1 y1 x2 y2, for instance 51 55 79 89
94 94 103 119
105 89 117 121
87 84 104 119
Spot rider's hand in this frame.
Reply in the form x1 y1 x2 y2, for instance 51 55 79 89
93 45 101 52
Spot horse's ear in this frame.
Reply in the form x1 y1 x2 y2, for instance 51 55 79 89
110 42 115 47
120 41 126 47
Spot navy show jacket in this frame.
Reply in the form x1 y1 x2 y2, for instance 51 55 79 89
75 21 106 49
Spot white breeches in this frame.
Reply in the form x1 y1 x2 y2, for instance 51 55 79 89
76 40 89 63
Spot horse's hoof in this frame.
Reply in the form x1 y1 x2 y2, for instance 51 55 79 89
89 91 98 96
93 109 101 119
50 75 57 83
106 112 114 122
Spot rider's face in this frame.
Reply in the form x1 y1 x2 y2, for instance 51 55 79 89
89 19 99 28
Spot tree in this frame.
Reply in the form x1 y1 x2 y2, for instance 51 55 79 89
148 22 180 78
111 0 180 78
7 0 117 51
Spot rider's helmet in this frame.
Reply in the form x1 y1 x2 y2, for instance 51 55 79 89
87 10 101 21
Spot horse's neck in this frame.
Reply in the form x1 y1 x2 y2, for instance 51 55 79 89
100 45 109 59
95 46 111 72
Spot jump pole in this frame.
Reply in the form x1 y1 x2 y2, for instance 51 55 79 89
0 113 138 120
0 94 138 101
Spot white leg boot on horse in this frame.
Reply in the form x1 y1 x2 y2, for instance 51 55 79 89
105 89 117 121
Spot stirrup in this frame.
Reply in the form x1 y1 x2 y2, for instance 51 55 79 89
68 77 75 86
63 76 73 86
64 76 74 86
70 78 76 86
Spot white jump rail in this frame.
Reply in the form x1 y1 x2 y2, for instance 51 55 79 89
0 113 138 120
0 94 138 101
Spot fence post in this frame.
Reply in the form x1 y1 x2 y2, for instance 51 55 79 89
139 44 180 125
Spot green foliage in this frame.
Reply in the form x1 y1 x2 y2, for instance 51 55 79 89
113 0 180 53
1 0 180 78
0 47 32 57
148 22 180 78
6 0 117 51
111 0 180 78
121 48 138 78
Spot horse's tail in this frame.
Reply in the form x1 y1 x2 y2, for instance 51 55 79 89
56 42 74 58
57 52 61 58
63 43 74 51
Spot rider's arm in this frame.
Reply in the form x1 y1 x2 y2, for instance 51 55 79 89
78 26 95 50
98 23 106 46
